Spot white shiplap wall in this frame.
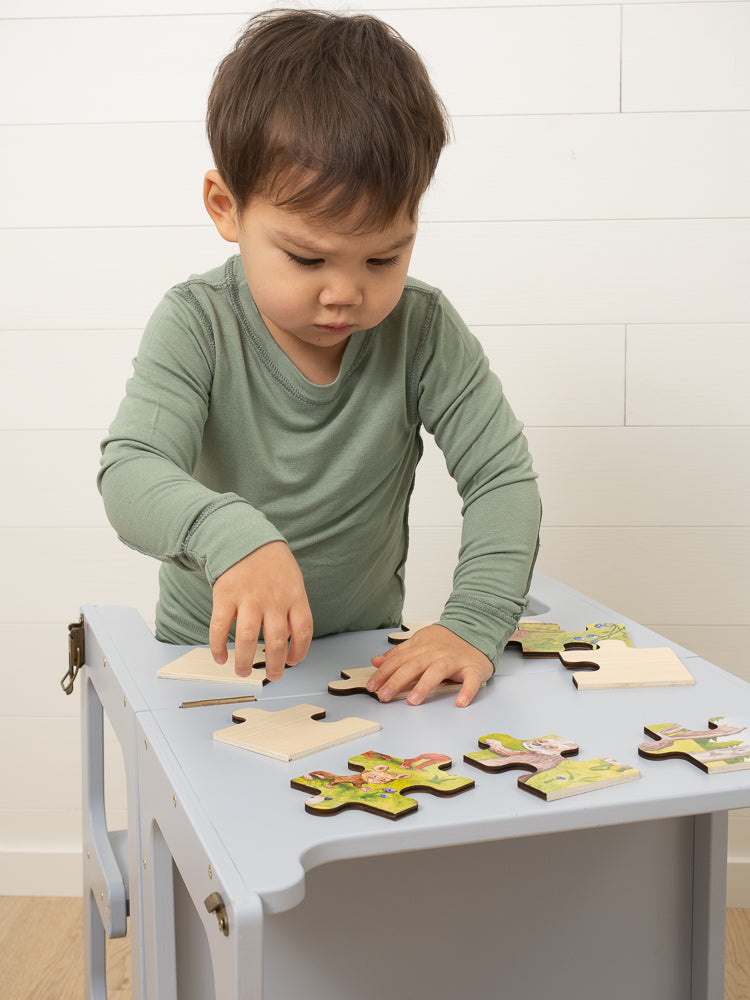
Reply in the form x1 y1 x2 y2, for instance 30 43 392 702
1 1 749 900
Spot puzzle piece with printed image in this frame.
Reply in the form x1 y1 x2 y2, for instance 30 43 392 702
292 750 475 819
464 732 640 801
638 716 750 773
507 621 632 656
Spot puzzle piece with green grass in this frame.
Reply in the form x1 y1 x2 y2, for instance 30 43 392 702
507 621 632 656
464 732 640 801
638 717 750 773
292 750 474 819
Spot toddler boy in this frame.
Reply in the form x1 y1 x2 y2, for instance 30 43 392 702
99 9 541 707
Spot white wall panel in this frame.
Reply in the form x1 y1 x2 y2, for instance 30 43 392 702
0 15 243 123
0 7 620 125
622 2 750 112
5 220 748 331
424 112 750 222
1 430 107 525
387 6 621 117
412 220 750 326
0 227 227 330
8 111 750 230
480 325 625 427
0 330 141 430
627 324 750 426
0 526 159 624
537 526 750 625
0 123 212 229
2 625 82 717
526 426 750 527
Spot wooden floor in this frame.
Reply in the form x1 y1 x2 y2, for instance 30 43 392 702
1 896 749 998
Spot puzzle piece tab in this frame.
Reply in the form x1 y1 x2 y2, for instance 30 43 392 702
638 717 750 773
558 640 694 690
157 644 268 686
507 622 632 656
387 621 436 644
292 750 474 819
328 666 466 700
464 732 640 801
213 703 380 762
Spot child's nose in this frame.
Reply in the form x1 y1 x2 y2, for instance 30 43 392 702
318 276 363 308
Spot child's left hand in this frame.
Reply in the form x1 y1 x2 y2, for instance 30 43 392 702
367 624 493 707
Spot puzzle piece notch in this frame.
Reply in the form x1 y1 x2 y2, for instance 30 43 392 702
157 644 269 687
558 640 694 690
507 621 632 656
464 732 640 801
387 620 436 645
328 666 468 701
213 703 380 762
292 749 475 819
638 716 750 773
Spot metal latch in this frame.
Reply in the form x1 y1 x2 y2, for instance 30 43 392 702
204 892 229 936
61 616 85 695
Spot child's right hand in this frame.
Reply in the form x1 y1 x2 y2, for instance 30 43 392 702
209 541 313 681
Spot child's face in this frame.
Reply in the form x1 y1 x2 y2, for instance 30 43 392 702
234 197 416 363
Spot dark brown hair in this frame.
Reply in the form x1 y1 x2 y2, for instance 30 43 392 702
206 8 450 231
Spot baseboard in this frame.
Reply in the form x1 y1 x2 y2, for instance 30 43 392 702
3 850 750 906
0 851 82 896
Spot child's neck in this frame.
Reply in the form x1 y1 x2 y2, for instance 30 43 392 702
268 326 349 386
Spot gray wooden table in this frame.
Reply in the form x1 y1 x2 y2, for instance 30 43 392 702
81 573 747 999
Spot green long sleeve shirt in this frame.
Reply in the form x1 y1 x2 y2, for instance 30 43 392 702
98 255 541 662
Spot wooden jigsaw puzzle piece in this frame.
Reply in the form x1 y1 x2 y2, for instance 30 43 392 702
558 640 694 690
328 666 465 700
464 732 640 800
291 749 474 819
157 643 268 686
387 620 436 644
213 703 380 762
507 621 632 656
638 716 750 773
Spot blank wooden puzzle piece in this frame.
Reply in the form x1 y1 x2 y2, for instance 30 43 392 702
507 621 632 656
213 703 380 762
157 644 269 687
558 640 694 690
387 620 436 644
638 716 750 773
464 732 640 801
292 750 475 819
328 666 468 700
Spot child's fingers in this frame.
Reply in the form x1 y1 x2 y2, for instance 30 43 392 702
233 611 262 677
261 611 291 681
287 604 314 666
209 604 234 667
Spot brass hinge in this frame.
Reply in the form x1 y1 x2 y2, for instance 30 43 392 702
61 616 85 695
204 892 229 936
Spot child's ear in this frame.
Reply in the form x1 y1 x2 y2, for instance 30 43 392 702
203 170 240 242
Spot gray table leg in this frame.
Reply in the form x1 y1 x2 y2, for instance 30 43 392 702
692 811 728 1000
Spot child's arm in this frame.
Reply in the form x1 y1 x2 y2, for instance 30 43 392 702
367 624 493 707
366 288 542 704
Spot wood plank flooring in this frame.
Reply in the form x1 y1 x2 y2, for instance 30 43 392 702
1 896 749 998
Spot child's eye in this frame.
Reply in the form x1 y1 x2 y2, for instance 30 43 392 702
285 252 324 268
367 256 400 269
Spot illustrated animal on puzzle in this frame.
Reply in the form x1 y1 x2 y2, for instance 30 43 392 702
292 750 475 819
464 732 640 800
638 716 750 773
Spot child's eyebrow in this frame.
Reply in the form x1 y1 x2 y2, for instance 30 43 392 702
274 229 416 256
